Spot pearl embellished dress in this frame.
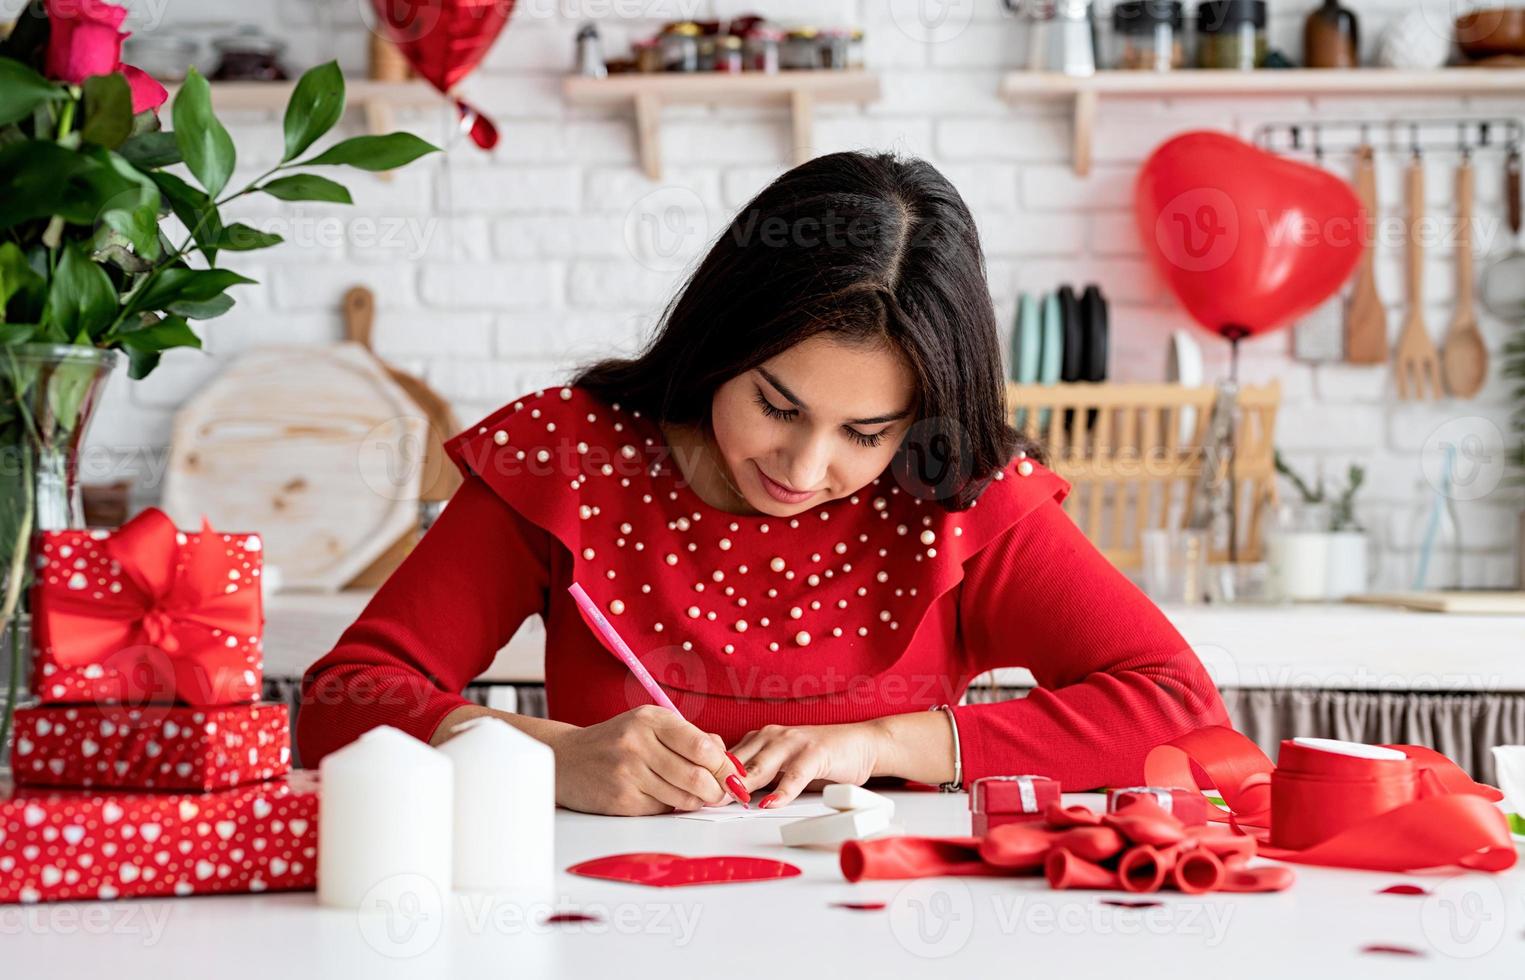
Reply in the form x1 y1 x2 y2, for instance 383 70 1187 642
298 386 1228 789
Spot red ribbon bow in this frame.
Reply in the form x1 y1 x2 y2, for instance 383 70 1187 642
32 508 263 706
1145 726 1515 873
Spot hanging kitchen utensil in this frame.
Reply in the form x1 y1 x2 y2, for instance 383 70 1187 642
1344 143 1387 363
1394 152 1443 399
1480 144 1525 321
1441 156 1488 397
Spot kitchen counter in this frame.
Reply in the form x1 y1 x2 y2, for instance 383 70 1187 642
6 790 1523 977
265 592 1525 692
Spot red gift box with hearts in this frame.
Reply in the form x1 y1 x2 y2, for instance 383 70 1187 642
29 508 264 707
10 703 291 792
0 772 318 904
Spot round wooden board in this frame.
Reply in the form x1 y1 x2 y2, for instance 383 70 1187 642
163 344 430 591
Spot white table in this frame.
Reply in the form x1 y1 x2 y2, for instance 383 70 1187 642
7 792 1524 977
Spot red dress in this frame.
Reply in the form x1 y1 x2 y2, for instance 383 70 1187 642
298 386 1228 789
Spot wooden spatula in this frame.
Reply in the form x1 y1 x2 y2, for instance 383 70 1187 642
1394 156 1443 399
1441 157 1487 397
1344 145 1387 364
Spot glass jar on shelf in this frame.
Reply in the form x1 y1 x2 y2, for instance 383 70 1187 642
744 28 783 73
659 21 701 71
714 34 744 72
848 28 866 69
633 37 663 73
1196 0 1267 69
1112 0 1187 70
209 25 289 81
819 27 852 69
783 27 822 70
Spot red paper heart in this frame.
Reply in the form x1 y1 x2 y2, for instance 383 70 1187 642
567 852 801 888
1135 131 1364 341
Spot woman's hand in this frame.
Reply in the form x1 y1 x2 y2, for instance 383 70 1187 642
727 721 887 808
545 705 747 816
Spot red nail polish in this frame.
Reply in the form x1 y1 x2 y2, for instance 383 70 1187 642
725 774 751 804
725 751 748 777
758 793 778 809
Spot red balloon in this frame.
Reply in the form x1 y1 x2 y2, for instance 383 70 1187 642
1134 131 1365 341
370 0 515 149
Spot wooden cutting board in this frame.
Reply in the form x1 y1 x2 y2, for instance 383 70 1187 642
1345 591 1525 615
162 345 428 591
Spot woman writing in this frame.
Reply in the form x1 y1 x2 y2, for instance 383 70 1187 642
298 151 1227 814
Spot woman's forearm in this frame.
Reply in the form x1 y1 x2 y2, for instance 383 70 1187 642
868 710 956 786
429 703 579 750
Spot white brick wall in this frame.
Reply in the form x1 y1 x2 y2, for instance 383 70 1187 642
97 0 1525 588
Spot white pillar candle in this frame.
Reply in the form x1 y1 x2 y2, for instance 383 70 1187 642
438 716 555 896
318 726 454 909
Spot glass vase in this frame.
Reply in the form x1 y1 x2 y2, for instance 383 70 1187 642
0 343 120 754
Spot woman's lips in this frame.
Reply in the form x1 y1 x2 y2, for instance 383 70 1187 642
754 462 817 504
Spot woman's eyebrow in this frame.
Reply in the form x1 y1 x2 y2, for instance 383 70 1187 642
757 367 913 425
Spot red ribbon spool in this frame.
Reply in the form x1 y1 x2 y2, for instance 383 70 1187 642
1144 727 1515 873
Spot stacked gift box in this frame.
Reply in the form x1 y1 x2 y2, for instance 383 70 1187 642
1 509 319 904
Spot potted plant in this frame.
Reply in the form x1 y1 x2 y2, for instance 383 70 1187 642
0 0 439 752
1269 452 1369 600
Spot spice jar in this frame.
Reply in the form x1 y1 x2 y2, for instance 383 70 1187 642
744 28 783 73
819 27 852 69
783 27 822 70
1112 0 1186 70
659 21 701 72
633 37 663 73
848 28 866 69
714 34 744 72
1196 0 1267 69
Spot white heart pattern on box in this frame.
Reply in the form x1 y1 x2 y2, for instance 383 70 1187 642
1 774 317 903
12 704 290 792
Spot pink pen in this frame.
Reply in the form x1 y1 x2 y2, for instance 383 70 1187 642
566 582 749 806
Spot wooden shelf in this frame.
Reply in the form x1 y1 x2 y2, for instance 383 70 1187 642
562 70 881 179
999 68 1525 176
164 79 442 137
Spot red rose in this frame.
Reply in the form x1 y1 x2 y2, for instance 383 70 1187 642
44 0 127 84
43 0 168 114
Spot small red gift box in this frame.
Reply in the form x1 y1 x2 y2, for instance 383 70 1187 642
1106 786 1208 827
970 774 1061 836
11 703 291 792
0 772 318 904
30 508 264 706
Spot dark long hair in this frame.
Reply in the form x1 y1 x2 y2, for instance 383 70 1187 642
573 151 1043 511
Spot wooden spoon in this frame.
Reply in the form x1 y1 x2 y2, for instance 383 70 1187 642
1394 157 1443 400
1442 158 1487 397
1344 145 1387 364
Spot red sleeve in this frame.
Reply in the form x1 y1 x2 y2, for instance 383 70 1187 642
295 473 554 765
951 497 1228 790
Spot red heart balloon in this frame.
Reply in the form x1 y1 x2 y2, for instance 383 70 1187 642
1134 131 1365 340
567 852 801 888
369 0 515 149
